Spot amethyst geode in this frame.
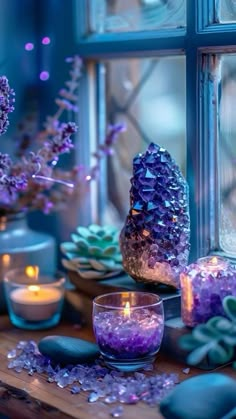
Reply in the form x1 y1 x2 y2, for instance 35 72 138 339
120 143 190 288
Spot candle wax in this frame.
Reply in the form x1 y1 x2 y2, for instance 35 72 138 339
93 308 164 359
10 287 62 321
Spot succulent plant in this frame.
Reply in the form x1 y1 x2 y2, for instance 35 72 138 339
61 224 123 279
179 296 236 367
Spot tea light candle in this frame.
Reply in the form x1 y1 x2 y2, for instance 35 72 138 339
4 266 65 329
10 285 63 321
181 256 236 327
93 292 164 371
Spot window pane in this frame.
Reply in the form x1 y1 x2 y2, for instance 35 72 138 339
219 54 236 255
102 56 186 225
218 0 236 23
89 0 186 33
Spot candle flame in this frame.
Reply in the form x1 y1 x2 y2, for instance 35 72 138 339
25 265 39 280
28 285 40 296
123 302 131 317
210 257 218 265
2 254 10 268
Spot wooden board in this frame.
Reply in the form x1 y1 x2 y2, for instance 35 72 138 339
0 315 236 419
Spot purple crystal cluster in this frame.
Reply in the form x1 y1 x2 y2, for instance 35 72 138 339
0 76 15 136
120 143 190 288
181 256 236 327
7 340 178 417
93 309 164 359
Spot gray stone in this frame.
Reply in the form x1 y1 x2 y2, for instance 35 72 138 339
38 335 100 365
159 373 236 419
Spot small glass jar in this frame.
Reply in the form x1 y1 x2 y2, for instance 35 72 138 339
181 255 236 327
93 291 164 371
4 266 65 330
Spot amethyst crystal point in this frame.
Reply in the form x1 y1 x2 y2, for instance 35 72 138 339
120 143 190 288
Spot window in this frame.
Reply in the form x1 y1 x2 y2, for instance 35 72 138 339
77 0 236 262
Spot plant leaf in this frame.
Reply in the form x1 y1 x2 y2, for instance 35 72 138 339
208 343 234 365
77 226 90 239
103 246 118 256
207 316 232 332
88 246 103 257
187 342 215 365
192 324 219 342
223 296 236 322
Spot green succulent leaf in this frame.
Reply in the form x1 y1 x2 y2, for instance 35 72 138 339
187 342 215 365
76 226 90 239
207 316 232 332
103 246 118 256
223 333 236 346
60 242 78 255
88 224 102 234
192 324 220 342
223 296 236 322
88 246 103 257
208 343 234 365
76 239 89 252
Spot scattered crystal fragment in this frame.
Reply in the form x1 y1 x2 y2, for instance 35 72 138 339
6 339 178 413
7 349 17 359
182 368 190 374
70 385 81 394
110 406 124 417
88 392 99 402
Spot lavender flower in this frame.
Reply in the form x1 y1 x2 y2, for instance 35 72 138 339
0 76 15 135
0 56 124 216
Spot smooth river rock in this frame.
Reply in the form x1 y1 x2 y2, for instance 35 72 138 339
38 335 100 365
159 373 236 419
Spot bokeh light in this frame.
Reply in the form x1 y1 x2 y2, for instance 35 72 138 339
42 37 51 45
39 71 50 81
25 42 34 51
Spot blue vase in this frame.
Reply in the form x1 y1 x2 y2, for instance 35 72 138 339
0 213 57 314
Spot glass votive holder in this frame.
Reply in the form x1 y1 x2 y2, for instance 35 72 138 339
180 255 236 327
4 266 65 330
93 291 164 372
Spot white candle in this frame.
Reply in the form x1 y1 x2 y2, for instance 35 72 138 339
10 286 63 321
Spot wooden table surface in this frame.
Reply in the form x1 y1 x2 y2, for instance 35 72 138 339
0 315 236 419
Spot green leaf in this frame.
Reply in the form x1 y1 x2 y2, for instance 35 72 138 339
208 343 234 365
222 333 236 346
103 246 118 256
207 316 232 332
223 296 236 322
60 242 78 255
76 239 89 252
179 334 200 351
77 226 90 239
88 246 103 257
88 224 102 234
187 342 215 365
192 324 219 342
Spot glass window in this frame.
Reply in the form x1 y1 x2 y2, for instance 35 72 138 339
103 56 186 225
219 54 236 255
89 0 186 33
78 0 236 261
218 0 236 23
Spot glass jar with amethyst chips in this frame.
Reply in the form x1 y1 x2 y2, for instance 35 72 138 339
93 291 164 371
180 256 236 327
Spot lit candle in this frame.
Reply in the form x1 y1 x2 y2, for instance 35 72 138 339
181 256 236 327
10 285 63 321
93 292 164 371
4 266 65 329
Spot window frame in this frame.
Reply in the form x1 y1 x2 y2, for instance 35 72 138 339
76 0 236 261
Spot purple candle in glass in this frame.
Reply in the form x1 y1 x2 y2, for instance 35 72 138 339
181 255 236 327
93 292 164 371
